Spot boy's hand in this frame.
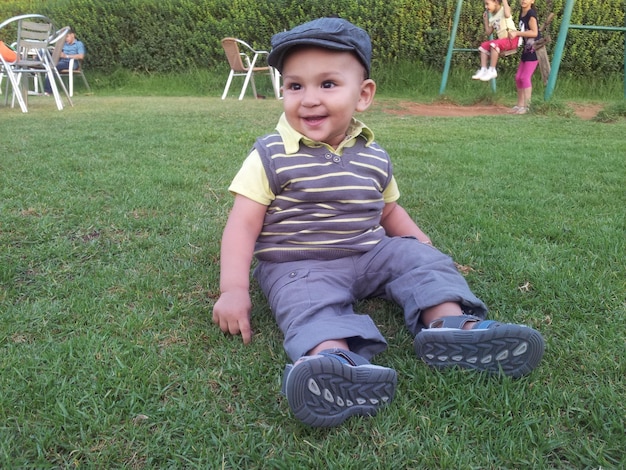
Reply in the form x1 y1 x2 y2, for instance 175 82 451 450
212 289 253 344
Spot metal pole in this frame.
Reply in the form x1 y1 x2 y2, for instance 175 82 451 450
439 0 464 95
544 0 575 101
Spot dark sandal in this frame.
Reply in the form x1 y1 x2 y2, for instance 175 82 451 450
413 315 545 378
281 349 397 427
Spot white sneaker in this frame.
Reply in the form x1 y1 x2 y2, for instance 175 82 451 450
472 68 486 80
480 68 498 81
515 106 528 115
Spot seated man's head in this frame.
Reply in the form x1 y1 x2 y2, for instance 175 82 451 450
268 18 376 148
65 27 77 44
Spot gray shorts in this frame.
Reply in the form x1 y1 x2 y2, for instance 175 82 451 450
254 236 487 362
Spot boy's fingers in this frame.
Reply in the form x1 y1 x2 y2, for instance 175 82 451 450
212 303 252 343
227 319 240 336
223 318 252 344
239 320 252 344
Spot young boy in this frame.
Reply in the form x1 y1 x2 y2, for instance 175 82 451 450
44 27 86 95
472 0 520 81
212 17 545 428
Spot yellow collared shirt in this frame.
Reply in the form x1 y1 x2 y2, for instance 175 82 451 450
229 113 400 206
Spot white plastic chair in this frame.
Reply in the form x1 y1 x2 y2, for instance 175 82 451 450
0 14 69 112
220 37 279 100
59 57 91 96
47 26 74 106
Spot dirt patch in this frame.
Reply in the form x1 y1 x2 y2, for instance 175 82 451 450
384 101 510 117
381 101 603 120
568 103 604 120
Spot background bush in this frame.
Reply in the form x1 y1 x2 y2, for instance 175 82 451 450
1 0 624 76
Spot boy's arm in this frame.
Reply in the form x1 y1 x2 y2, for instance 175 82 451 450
483 10 493 35
503 0 512 18
380 201 432 245
212 194 267 344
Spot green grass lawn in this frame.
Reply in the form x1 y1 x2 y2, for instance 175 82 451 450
1 94 625 468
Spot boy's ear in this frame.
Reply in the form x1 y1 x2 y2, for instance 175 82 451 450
356 78 376 112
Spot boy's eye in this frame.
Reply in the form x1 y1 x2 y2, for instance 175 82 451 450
321 81 335 89
287 83 302 91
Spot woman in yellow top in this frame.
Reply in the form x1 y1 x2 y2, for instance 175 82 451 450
472 0 521 81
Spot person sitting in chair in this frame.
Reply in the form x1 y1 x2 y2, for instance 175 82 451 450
44 27 85 95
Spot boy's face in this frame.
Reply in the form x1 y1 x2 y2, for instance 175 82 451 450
484 0 499 13
280 47 375 149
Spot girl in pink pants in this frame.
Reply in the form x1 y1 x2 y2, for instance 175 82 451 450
512 0 541 114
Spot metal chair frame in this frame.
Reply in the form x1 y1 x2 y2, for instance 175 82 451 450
221 37 279 100
0 14 71 112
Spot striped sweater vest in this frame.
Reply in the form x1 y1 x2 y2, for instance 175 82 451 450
253 133 394 262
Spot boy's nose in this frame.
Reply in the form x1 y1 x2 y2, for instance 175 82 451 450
301 89 321 107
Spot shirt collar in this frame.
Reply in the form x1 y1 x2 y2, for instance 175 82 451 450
275 113 375 154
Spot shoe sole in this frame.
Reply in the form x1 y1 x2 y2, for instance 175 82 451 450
414 324 544 378
284 357 397 427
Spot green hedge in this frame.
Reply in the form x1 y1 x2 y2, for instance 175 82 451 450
1 0 624 76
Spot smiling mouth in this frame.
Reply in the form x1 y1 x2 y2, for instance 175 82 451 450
302 115 326 125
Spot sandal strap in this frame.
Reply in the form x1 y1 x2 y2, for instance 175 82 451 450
428 314 489 329
281 348 369 395
281 348 377 398
318 348 370 366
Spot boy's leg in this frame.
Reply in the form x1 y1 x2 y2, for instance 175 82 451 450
364 237 544 377
472 45 490 79
489 47 500 68
481 38 518 81
413 314 544 378
411 282 544 378
254 259 396 427
365 237 488 333
281 348 397 427
254 258 389 362
480 45 501 81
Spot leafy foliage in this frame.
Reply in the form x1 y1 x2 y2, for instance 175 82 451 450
0 0 624 76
